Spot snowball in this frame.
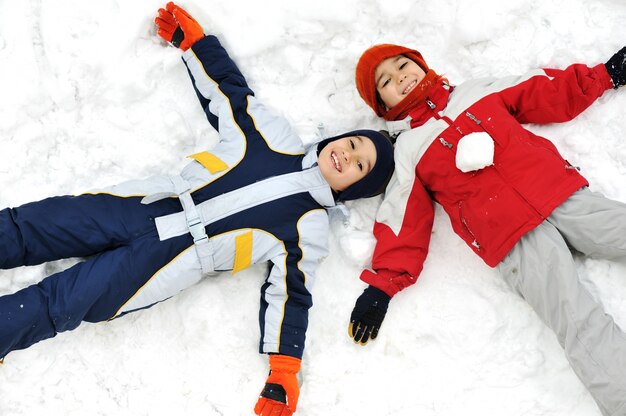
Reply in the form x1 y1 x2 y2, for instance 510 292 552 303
455 131 495 173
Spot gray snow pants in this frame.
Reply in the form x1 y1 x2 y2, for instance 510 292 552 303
497 188 626 416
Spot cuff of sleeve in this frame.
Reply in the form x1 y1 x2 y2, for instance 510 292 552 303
261 343 304 360
184 34 216 59
360 269 412 298
593 62 617 91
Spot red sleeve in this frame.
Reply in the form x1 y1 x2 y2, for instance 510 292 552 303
498 63 613 125
360 178 434 297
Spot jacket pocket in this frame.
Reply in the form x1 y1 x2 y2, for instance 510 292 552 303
458 201 481 251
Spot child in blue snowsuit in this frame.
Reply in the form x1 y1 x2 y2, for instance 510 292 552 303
0 4 395 415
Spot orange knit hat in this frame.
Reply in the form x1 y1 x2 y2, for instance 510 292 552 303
355 44 434 120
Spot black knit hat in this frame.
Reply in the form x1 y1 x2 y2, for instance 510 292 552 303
317 129 395 201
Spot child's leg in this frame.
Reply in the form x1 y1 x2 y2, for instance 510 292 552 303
497 220 626 416
547 187 626 259
0 229 195 359
0 193 176 269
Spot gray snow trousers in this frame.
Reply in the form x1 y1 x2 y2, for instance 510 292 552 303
497 188 626 416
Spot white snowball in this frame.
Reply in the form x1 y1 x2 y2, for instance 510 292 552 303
455 131 495 173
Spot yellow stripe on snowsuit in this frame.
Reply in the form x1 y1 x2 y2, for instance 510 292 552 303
233 231 253 274
188 152 229 174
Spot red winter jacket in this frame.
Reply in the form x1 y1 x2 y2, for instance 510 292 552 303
361 63 614 297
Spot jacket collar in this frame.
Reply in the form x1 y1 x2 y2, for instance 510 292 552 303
303 145 336 208
408 80 453 128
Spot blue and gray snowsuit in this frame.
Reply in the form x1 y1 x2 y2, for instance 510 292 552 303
0 35 334 360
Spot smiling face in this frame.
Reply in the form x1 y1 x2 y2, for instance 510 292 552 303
318 135 377 192
375 55 426 110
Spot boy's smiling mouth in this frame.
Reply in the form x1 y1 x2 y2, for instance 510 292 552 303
331 151 342 172
403 79 417 95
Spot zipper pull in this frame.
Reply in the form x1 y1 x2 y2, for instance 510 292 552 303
439 137 453 149
426 99 436 110
465 111 481 125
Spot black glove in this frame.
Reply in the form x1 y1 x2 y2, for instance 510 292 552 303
348 285 391 345
605 46 626 89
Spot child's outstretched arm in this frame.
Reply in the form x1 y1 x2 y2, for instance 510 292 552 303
348 173 435 346
155 3 305 157
494 48 623 125
156 3 253 133
255 209 330 415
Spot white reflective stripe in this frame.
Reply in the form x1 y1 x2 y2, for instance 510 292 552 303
155 168 332 241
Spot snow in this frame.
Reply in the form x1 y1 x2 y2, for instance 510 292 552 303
455 132 494 173
1 0 625 415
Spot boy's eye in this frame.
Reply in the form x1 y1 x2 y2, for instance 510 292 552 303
357 161 363 171
399 62 407 70
350 140 355 149
381 78 390 88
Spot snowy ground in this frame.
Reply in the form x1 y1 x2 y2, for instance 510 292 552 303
1 0 626 415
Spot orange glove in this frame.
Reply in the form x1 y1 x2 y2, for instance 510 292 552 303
255 399 293 416
155 2 203 51
254 355 301 415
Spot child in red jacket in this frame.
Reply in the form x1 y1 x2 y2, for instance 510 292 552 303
348 43 626 416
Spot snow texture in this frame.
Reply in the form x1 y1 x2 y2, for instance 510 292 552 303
1 1 626 415
455 132 495 172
